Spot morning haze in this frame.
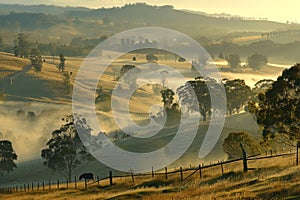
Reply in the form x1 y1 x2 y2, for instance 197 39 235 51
0 1 299 199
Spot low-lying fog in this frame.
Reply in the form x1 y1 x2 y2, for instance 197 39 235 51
0 101 71 162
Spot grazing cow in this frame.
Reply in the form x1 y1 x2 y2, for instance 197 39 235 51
79 173 94 182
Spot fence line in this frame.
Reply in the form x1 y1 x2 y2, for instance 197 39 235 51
0 151 297 193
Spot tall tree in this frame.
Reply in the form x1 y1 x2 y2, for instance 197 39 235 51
224 79 252 115
160 89 175 109
226 54 241 69
58 53 66 72
177 77 222 121
29 48 43 72
223 132 261 159
41 115 93 181
247 54 268 70
0 140 17 175
249 64 300 146
14 33 31 58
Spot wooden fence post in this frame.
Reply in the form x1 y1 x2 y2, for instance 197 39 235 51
97 176 100 186
131 170 135 184
27 184 29 191
49 180 51 190
221 161 224 175
165 167 168 180
296 142 299 166
57 180 59 189
42 181 45 190
74 176 77 189
199 164 202 178
37 182 39 191
240 143 248 172
180 167 183 182
24 184 26 191
109 171 113 185
152 166 154 179
31 183 33 191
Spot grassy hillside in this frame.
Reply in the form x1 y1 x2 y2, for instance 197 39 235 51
0 112 260 187
1 152 299 199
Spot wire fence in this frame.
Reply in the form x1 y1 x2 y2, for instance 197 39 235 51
0 150 298 194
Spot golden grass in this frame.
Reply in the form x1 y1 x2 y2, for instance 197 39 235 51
1 154 300 199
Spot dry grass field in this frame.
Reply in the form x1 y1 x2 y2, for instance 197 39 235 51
1 154 300 199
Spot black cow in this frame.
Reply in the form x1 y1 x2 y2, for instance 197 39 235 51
79 173 94 182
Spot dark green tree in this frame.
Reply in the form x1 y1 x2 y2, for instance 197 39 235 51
177 77 222 121
14 33 31 58
146 54 158 62
0 140 17 175
247 54 268 70
58 53 66 72
223 132 261 159
160 89 175 108
224 79 252 115
226 54 241 68
249 64 300 146
41 115 93 181
29 48 43 72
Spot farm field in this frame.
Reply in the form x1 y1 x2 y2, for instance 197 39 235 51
1 153 300 200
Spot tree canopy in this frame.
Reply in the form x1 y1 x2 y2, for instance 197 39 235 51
29 48 43 72
224 79 252 115
249 64 300 146
223 132 261 159
226 54 241 68
0 140 17 175
177 77 223 121
41 115 94 181
247 54 268 70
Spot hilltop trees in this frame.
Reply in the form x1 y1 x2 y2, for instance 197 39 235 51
14 33 31 58
0 140 17 175
41 115 93 181
29 48 43 72
223 132 261 159
249 64 300 146
247 54 268 70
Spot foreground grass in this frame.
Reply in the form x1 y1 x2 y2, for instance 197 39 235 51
1 155 300 199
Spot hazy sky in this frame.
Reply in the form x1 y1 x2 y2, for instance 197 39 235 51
0 0 299 23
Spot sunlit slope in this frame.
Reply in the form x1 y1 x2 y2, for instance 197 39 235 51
0 112 259 187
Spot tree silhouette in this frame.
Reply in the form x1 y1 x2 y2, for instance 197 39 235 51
177 77 222 121
14 33 31 58
226 54 241 68
58 53 66 72
146 54 158 62
29 48 43 72
41 115 93 181
223 132 261 159
249 64 300 146
224 79 252 115
0 140 17 175
160 89 175 108
247 54 268 70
